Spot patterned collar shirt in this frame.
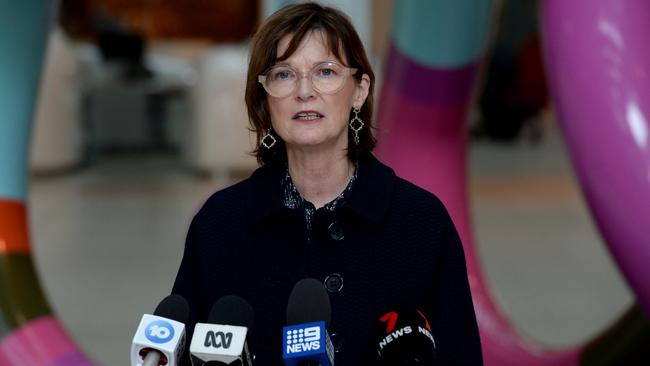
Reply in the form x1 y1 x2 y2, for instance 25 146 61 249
281 161 358 238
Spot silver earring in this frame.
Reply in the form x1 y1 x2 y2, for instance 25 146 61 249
349 107 364 145
260 129 276 149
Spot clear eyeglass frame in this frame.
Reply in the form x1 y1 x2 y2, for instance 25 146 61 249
258 61 358 98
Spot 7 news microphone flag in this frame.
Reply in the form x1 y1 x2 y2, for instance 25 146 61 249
374 306 436 365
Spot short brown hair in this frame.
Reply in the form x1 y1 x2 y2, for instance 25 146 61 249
245 2 376 165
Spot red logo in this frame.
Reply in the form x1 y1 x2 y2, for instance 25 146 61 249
379 311 398 334
416 309 431 331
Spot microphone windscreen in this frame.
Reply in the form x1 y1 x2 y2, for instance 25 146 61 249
154 294 190 325
286 278 331 327
374 305 436 365
207 295 255 331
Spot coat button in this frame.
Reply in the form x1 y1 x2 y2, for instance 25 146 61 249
329 332 345 353
327 221 344 241
324 273 343 293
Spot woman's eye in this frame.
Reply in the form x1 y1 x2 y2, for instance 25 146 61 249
272 69 294 81
318 68 337 77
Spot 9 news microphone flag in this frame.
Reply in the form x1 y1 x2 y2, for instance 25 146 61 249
283 278 335 366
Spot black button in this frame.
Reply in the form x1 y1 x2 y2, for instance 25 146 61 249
324 273 343 293
327 221 344 241
329 332 345 353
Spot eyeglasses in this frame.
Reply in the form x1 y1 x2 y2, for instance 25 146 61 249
258 61 358 98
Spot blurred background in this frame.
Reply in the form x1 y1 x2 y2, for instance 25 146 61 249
26 0 631 364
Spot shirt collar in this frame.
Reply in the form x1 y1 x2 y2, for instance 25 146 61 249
281 160 358 212
245 154 395 226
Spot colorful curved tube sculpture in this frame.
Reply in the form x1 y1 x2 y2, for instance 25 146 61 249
0 2 94 365
377 0 649 365
542 1 650 361
542 0 650 315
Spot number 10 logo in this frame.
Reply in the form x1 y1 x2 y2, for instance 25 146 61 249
145 320 175 344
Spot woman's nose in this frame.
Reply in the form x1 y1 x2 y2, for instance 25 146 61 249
295 74 316 101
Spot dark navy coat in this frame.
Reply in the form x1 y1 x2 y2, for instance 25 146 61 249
172 154 482 365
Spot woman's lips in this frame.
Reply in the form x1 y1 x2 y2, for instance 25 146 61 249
293 111 324 121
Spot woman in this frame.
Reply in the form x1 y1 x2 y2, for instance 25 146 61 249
172 3 482 365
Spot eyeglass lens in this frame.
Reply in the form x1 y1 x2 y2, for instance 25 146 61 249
264 62 349 96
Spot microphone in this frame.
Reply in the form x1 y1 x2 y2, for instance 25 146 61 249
131 294 190 366
189 295 254 366
283 278 335 366
374 306 437 366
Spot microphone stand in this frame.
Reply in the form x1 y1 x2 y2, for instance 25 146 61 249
143 351 161 366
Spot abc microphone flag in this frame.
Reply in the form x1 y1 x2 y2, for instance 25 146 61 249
283 278 335 366
189 295 254 366
131 295 189 366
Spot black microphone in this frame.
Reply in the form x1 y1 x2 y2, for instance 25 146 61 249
283 278 334 366
374 306 437 366
189 295 255 366
131 294 190 366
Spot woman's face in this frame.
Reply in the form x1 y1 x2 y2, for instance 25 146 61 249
267 30 370 153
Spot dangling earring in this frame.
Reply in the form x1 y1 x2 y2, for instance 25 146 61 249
349 107 364 145
260 128 276 149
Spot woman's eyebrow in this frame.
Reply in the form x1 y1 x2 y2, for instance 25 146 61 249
270 59 339 69
313 59 338 65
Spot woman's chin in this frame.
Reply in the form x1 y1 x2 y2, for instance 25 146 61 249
286 136 343 151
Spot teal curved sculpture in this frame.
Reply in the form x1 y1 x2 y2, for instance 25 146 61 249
0 1 94 365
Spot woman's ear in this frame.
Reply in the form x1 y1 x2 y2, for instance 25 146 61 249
353 73 371 108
